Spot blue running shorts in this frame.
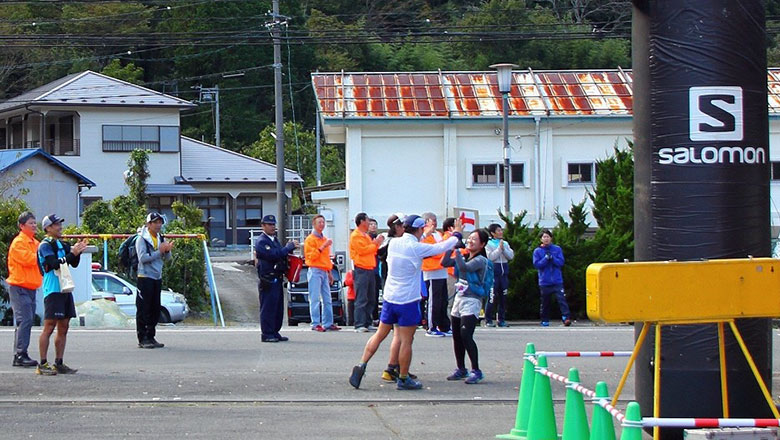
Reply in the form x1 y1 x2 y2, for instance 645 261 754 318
380 301 421 327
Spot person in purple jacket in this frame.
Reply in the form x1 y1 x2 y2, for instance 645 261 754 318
532 230 571 327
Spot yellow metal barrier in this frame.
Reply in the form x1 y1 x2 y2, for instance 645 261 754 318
586 258 780 322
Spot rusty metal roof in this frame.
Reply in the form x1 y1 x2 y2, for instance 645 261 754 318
313 68 780 118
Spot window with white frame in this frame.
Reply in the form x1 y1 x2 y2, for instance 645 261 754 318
567 162 595 184
102 125 180 152
771 162 780 181
471 163 525 187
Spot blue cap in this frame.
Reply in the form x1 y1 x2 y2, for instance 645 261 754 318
403 214 425 229
261 214 277 225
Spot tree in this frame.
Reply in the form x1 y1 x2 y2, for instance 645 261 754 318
125 149 150 207
588 142 633 262
101 59 144 84
245 121 345 188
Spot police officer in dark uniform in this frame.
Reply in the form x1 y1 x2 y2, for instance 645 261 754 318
255 215 298 342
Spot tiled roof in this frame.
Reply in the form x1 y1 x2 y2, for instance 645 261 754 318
313 68 780 118
0 149 95 186
0 71 195 113
180 137 302 184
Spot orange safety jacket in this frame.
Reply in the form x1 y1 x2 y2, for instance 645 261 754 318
349 228 378 270
422 231 448 272
7 231 42 290
304 232 333 271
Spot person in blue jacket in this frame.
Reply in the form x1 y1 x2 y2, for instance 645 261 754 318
532 229 571 327
255 215 299 342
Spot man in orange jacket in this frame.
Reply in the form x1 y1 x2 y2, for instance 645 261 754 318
349 212 384 332
304 214 340 332
7 212 42 367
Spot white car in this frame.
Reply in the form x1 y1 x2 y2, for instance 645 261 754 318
91 270 189 323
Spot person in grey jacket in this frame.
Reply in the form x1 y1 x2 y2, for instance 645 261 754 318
441 228 490 385
485 224 514 327
136 212 173 349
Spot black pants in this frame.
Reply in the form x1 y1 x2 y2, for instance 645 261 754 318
258 279 284 338
137 277 162 343
353 268 376 329
451 314 479 371
426 278 450 332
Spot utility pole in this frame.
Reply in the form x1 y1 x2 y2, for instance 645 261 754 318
316 107 322 187
195 85 221 147
268 0 288 242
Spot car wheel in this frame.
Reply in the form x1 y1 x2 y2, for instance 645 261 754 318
159 308 171 324
288 319 298 326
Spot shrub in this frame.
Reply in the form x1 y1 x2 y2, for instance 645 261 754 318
501 144 634 320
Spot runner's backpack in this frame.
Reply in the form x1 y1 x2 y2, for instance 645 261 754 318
459 255 494 298
118 234 140 271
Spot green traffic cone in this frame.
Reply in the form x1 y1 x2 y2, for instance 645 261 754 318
619 402 643 440
590 382 616 440
526 355 558 440
562 368 590 440
497 343 537 440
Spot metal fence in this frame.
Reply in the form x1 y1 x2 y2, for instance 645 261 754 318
248 215 311 259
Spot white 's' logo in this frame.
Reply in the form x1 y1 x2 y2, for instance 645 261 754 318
689 86 743 141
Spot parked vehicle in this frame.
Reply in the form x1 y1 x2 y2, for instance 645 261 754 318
287 265 345 326
91 269 189 323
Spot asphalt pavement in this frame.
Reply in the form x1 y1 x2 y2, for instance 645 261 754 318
1 325 779 439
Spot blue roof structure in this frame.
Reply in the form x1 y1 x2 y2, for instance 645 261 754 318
0 149 95 187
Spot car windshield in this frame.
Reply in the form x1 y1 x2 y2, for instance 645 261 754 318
93 274 129 294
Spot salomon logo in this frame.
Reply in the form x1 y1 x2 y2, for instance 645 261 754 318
658 146 765 165
689 86 743 141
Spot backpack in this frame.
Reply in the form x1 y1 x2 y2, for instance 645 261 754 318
458 256 494 298
118 234 140 272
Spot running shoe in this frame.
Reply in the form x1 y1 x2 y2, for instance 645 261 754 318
425 330 445 337
35 362 57 376
498 321 510 328
444 330 453 336
326 325 341 331
55 363 78 374
562 316 572 327
312 325 326 332
382 367 417 382
355 327 369 333
447 368 469 381
396 376 423 390
465 369 484 384
541 321 550 327
349 364 366 389
485 320 496 327
150 338 165 348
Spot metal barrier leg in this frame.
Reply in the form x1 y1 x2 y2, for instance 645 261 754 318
653 323 662 440
727 320 780 418
612 323 649 406
717 322 729 418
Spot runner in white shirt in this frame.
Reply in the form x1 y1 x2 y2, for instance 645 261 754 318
349 215 463 390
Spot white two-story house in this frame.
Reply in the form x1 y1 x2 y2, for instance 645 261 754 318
0 71 302 245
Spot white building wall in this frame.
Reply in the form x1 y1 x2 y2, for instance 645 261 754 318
14 156 81 224
57 107 182 201
326 118 637 235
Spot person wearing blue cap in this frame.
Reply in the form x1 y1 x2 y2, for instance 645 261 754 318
255 214 299 342
349 215 463 391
